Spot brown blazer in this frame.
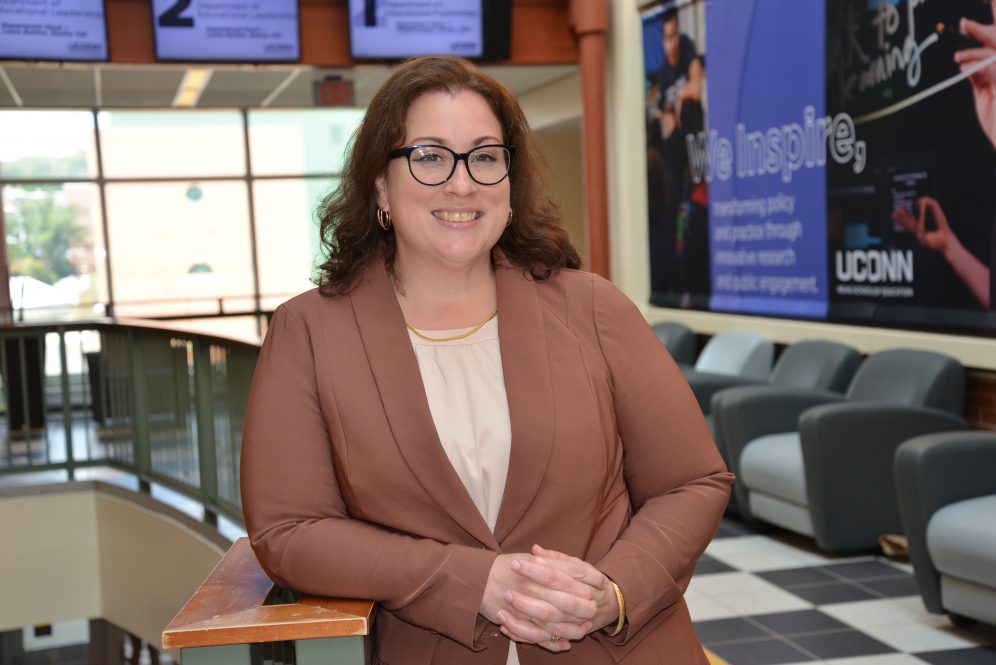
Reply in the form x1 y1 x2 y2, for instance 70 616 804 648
241 255 733 664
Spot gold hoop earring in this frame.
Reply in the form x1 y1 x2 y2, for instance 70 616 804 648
376 208 392 231
507 209 513 227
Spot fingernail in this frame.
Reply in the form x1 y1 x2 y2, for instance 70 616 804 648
510 560 521 571
497 610 506 623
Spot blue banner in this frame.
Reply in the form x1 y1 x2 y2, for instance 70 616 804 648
704 0 831 318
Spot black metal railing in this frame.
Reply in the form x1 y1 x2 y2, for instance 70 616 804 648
0 319 258 525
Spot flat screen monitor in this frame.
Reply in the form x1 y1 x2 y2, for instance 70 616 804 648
151 0 301 63
348 0 511 61
0 0 109 62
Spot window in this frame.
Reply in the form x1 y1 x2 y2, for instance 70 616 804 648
1 107 360 339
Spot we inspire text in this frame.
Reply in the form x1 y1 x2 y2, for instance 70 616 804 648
686 106 867 185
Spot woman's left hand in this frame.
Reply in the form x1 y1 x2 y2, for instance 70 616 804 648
496 544 621 651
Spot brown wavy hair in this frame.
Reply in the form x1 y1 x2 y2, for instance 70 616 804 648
314 56 580 294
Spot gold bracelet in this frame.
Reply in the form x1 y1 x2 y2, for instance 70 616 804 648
606 580 626 637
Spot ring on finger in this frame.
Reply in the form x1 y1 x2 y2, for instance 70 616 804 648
550 634 560 642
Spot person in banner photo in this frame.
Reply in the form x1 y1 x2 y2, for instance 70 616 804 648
892 1 996 311
645 4 709 307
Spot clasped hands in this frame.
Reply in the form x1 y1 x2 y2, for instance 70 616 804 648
480 544 620 653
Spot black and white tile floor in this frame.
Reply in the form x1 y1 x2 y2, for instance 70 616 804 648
692 518 996 665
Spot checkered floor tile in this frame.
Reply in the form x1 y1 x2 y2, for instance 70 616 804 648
691 517 996 664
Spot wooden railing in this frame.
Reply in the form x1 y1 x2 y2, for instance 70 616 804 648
163 538 376 665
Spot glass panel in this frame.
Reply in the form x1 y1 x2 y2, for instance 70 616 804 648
3 183 109 322
105 182 253 318
98 110 246 178
254 177 335 304
167 316 261 345
0 110 97 179
247 108 365 176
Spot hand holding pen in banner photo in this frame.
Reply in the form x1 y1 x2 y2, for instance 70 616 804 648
956 0 996 149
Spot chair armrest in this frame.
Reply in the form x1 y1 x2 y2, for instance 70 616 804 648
896 432 996 614
682 370 765 414
712 386 843 470
799 404 968 553
711 387 843 515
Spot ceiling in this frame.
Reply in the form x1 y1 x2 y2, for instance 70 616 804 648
0 62 578 109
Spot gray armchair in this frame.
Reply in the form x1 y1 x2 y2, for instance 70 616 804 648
896 431 996 628
679 331 774 413
651 321 697 366
690 339 861 418
713 348 968 553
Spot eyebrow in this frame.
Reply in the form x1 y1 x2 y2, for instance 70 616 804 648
408 136 503 147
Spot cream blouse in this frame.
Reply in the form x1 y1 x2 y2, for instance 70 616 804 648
408 316 519 664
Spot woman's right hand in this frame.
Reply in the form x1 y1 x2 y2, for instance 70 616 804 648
480 553 596 653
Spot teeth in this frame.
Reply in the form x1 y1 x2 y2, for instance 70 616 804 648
435 211 478 223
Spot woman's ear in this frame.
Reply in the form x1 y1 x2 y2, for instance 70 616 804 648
375 174 389 211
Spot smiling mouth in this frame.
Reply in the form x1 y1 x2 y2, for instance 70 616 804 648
433 211 481 223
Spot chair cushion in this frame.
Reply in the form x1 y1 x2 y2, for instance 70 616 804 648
769 340 861 392
694 331 773 380
846 349 964 413
927 495 996 590
739 432 807 506
652 322 697 365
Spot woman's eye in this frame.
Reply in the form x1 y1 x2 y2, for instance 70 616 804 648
472 152 498 163
414 151 444 163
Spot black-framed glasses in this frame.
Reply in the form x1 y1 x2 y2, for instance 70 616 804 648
388 144 515 186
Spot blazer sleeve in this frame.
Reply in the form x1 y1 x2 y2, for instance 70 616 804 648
241 305 497 649
588 276 734 644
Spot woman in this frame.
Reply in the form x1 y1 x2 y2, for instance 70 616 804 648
241 56 732 664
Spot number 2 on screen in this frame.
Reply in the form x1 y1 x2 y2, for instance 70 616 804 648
159 0 194 28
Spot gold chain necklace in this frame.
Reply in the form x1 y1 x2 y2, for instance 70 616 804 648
406 308 498 343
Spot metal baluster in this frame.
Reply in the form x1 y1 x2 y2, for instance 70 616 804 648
58 329 75 479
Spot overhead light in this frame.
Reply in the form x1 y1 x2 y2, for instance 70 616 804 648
172 68 213 108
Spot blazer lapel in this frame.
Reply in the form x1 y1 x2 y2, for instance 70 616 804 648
349 262 498 549
493 258 556 542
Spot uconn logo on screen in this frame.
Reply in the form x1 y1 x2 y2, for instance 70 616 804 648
835 248 913 283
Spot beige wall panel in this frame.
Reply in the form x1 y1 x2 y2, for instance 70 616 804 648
96 493 224 649
519 72 581 132
0 492 101 631
535 128 587 263
0 487 226 650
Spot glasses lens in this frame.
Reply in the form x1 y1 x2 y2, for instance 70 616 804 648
408 145 455 186
467 146 511 185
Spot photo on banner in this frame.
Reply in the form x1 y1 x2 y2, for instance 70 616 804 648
642 1 710 310
826 0 996 332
